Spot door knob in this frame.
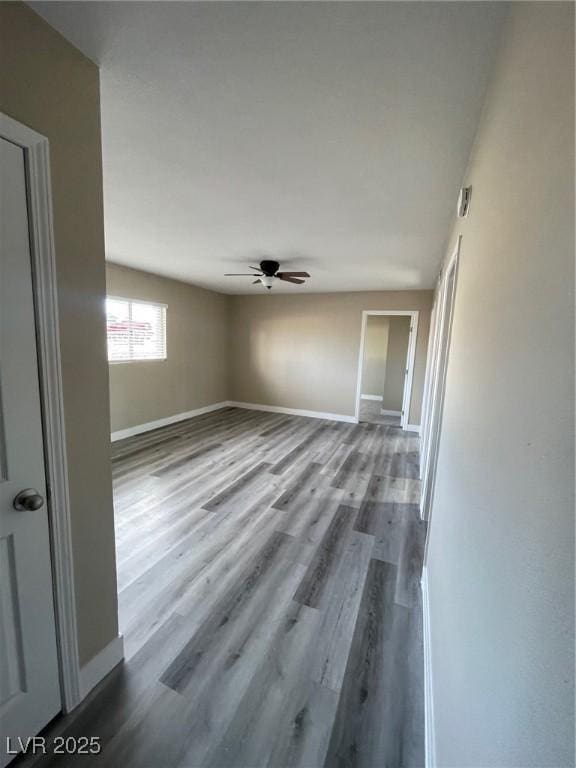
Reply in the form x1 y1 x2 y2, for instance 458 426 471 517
13 488 45 511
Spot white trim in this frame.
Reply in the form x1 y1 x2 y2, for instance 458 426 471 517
420 286 440 479
422 568 436 768
111 401 230 441
228 401 357 423
109 357 167 365
360 394 383 401
403 313 419 430
354 310 419 430
404 424 421 434
1 113 81 711
79 635 124 701
421 237 461 524
112 399 358 441
380 408 401 416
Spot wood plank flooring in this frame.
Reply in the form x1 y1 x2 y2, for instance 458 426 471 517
359 399 402 427
33 407 425 768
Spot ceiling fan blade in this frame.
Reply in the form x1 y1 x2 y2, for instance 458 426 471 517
252 279 261 284
278 275 305 284
276 271 310 278
249 266 262 271
224 273 262 276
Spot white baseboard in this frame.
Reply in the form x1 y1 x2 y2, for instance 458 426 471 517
360 394 383 401
380 408 402 416
422 568 436 768
111 401 230 441
112 400 358 440
404 423 421 434
79 635 124 701
228 401 357 424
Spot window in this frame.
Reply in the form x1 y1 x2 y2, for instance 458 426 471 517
106 297 166 362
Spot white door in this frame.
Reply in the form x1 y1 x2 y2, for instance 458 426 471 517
0 138 61 765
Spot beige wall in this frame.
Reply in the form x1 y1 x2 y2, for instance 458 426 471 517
382 316 410 412
0 3 117 665
229 291 432 424
361 316 389 398
426 4 574 766
106 264 230 432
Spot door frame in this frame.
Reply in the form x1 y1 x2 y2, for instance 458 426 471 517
354 310 420 430
420 284 442 475
1 113 81 711
420 236 461 523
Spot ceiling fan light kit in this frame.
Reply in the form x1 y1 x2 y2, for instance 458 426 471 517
224 259 310 290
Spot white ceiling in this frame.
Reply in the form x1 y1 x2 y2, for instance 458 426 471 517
31 1 506 294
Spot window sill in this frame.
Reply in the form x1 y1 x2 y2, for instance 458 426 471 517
108 358 167 365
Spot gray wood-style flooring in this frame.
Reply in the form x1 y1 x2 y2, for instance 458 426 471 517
33 407 426 768
359 399 402 427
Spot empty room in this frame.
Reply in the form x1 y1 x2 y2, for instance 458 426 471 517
0 2 574 768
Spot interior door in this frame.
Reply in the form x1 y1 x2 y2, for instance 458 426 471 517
0 138 61 765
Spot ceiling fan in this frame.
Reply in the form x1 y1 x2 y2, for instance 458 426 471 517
225 260 310 290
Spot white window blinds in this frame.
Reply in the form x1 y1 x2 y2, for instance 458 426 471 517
106 297 166 362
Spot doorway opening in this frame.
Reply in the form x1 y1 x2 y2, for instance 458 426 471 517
354 310 419 429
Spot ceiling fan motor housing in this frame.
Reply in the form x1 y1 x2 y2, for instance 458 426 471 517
260 259 280 276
